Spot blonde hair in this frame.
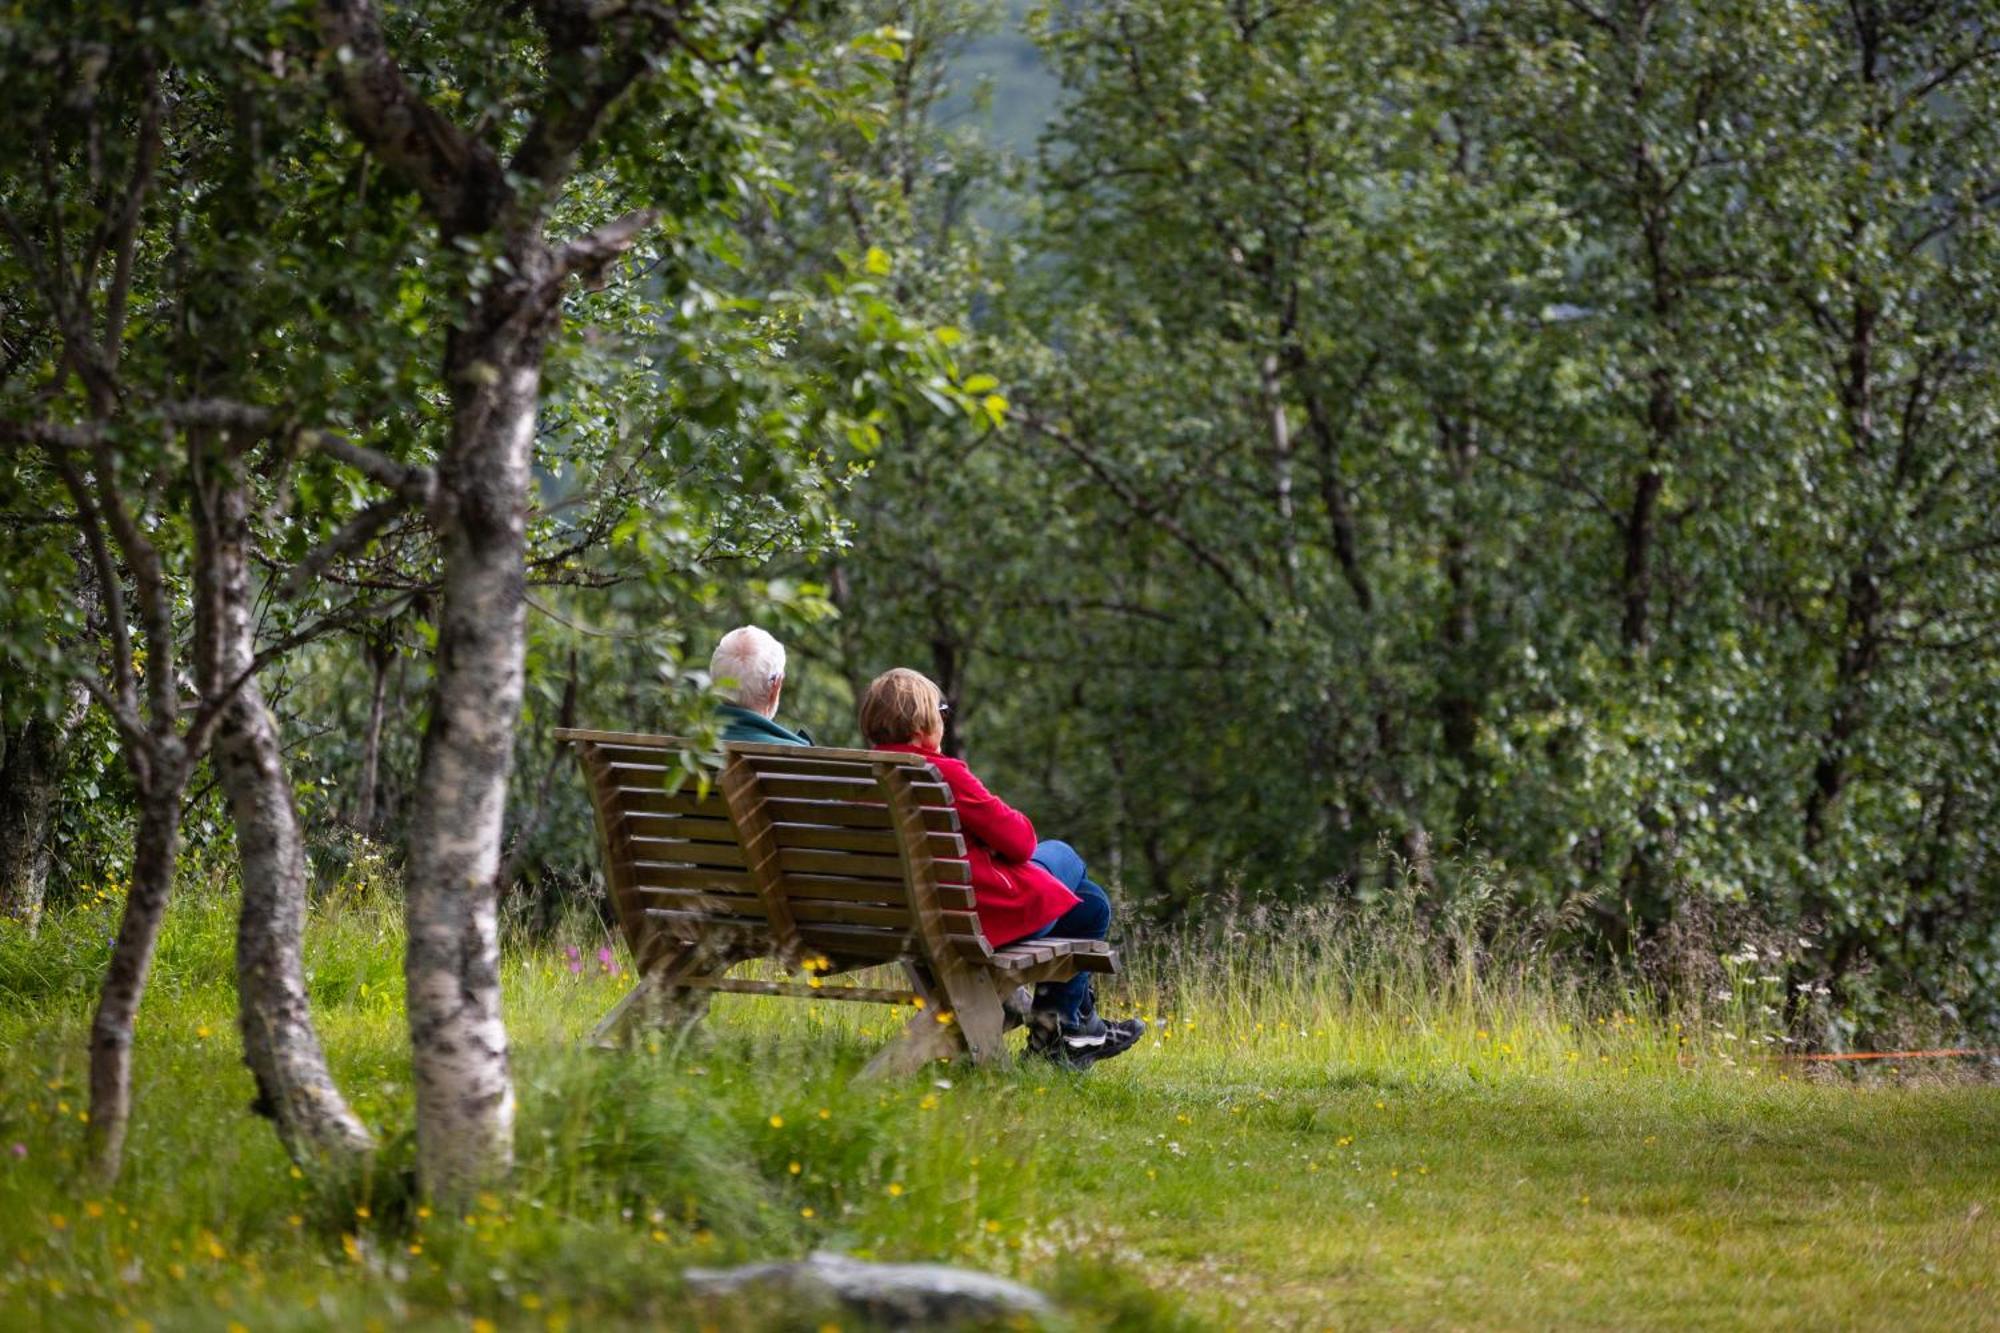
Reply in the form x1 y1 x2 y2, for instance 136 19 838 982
858 668 944 746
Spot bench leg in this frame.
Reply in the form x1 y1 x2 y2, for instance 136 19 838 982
861 964 954 1078
859 962 1011 1078
590 941 733 1048
1000 984 1033 1031
941 968 1010 1066
860 1003 968 1078
589 971 663 1048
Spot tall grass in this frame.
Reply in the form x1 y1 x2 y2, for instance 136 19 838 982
1 862 1990 1331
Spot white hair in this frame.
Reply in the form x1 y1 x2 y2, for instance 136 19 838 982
709 625 787 714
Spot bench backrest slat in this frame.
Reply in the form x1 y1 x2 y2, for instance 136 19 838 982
559 729 990 970
720 754 803 965
762 797 960 834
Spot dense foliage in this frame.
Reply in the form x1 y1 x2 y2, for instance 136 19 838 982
782 0 2000 1040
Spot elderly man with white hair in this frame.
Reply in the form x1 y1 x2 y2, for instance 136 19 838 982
709 625 814 747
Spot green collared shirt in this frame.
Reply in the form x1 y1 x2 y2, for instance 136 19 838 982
715 704 814 747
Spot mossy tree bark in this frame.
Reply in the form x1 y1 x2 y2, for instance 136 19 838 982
398 283 552 1193
192 443 375 1165
0 708 70 929
313 0 718 1197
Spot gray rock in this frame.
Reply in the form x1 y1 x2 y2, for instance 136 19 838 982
684 1248 1054 1328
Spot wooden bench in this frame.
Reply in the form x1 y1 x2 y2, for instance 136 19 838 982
554 728 1119 1075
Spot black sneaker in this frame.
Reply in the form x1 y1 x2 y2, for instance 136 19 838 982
1024 1008 1104 1052
1057 1017 1146 1069
1025 1012 1147 1069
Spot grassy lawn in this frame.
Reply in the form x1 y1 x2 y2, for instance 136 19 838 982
2 888 1995 1330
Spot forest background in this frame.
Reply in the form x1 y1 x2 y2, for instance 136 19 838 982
6 0 2000 1099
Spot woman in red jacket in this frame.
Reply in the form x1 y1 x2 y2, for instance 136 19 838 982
859 668 1144 1067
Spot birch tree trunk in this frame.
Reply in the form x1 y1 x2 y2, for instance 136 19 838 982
402 265 551 1195
87 776 183 1180
353 635 393 834
2 565 95 929
0 710 68 928
220 686 377 1162
194 452 375 1163
313 0 751 1197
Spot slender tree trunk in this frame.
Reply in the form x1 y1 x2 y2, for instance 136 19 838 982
404 274 550 1196
2 561 96 929
1435 413 1482 830
194 454 375 1164
1621 357 1672 655
495 655 578 915
1299 381 1372 614
220 682 376 1162
1620 455 1664 653
354 635 393 834
1261 352 1299 595
930 629 964 759
0 711 68 928
827 562 870 709
87 774 183 1181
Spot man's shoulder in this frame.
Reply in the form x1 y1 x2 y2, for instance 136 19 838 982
716 704 813 747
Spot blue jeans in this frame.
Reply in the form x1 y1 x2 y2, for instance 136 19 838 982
1024 840 1112 1025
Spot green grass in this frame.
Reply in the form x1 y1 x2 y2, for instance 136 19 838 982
2 882 1996 1331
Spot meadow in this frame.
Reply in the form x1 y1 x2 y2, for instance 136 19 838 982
2 875 1995 1332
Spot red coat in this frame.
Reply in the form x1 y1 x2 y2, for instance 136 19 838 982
876 742 1079 946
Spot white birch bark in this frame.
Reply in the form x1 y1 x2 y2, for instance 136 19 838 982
194 456 375 1164
402 313 546 1196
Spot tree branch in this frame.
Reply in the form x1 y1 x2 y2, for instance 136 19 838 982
0 417 103 449
509 10 662 197
184 591 419 756
1020 410 1273 630
159 397 437 504
81 438 177 733
101 66 162 371
280 498 410 597
47 450 144 749
307 430 437 503
314 0 506 232
553 208 661 287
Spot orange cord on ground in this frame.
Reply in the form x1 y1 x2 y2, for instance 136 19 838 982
1773 1048 1997 1063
